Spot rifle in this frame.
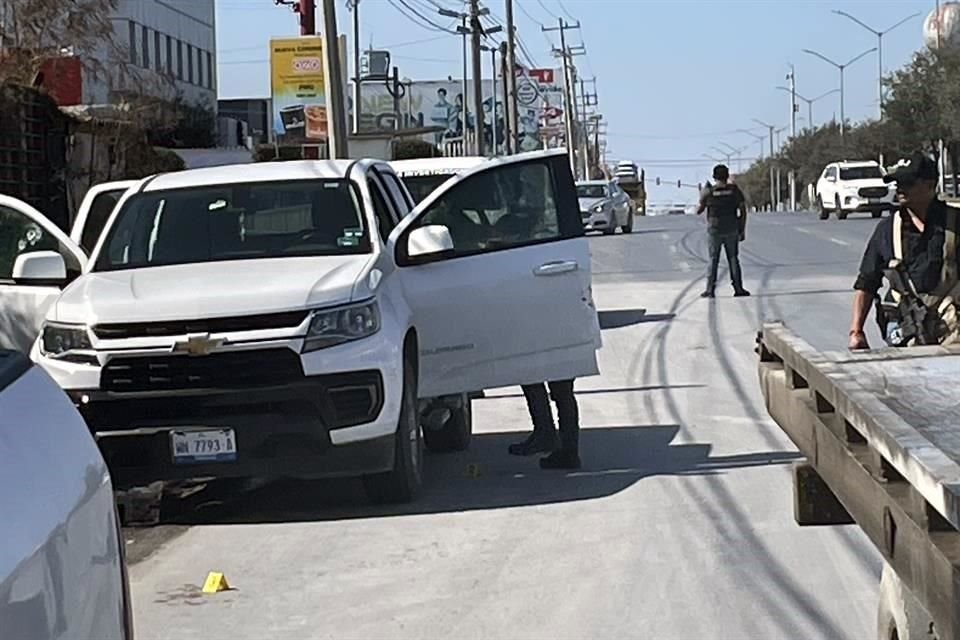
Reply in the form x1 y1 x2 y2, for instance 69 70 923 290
878 259 936 346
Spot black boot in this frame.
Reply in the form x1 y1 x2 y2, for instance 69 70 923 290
701 290 715 298
734 288 751 297
508 431 559 456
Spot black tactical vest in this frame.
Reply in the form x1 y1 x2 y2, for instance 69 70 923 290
705 183 740 233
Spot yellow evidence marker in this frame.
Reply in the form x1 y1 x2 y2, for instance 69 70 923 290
202 571 231 594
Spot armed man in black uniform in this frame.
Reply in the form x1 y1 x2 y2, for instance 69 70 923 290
697 164 750 298
849 151 960 350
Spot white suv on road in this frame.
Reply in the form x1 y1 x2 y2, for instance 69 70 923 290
815 160 896 220
0 150 600 504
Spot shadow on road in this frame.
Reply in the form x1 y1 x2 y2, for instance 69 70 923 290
159 424 800 527
598 309 675 329
484 383 706 400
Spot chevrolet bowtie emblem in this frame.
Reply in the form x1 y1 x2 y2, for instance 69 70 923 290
171 333 224 356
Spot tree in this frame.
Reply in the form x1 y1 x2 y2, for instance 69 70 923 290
0 0 122 86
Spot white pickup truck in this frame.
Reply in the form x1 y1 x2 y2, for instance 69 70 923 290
0 150 601 503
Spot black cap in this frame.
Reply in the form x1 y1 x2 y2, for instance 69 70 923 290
713 164 729 180
883 152 939 184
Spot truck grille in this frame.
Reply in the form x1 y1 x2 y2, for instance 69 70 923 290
859 187 888 198
101 349 304 392
92 310 309 340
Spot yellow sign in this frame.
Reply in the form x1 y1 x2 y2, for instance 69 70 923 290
202 571 231 594
270 36 328 143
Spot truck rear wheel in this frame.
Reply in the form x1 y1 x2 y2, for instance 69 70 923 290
362 358 423 504
877 562 937 640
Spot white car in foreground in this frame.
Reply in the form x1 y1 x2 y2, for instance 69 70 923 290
0 349 132 639
0 150 601 504
815 160 896 220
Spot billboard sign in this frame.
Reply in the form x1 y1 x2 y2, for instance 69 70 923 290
351 67 565 154
270 36 328 144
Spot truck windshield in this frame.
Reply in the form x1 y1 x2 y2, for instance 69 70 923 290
577 184 607 198
94 179 370 272
839 166 883 180
401 174 454 204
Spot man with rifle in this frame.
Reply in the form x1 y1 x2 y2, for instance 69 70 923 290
849 152 960 349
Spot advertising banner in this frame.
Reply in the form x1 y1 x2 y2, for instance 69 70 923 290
350 67 565 153
270 36 327 144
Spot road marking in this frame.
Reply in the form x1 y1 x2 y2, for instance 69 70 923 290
670 245 678 254
829 237 849 246
797 228 814 235
679 261 692 272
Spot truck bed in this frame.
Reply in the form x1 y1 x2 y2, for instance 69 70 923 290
758 322 960 639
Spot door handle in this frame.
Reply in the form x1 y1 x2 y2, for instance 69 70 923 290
534 260 579 276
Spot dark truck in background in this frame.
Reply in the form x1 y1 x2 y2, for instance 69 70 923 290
613 160 645 216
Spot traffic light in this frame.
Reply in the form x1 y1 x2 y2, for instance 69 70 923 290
656 177 660 186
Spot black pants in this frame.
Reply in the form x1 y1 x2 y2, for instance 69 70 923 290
521 379 579 454
705 230 744 292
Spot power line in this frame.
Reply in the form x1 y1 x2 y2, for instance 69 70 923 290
536 0 560 20
556 0 577 21
386 0 458 33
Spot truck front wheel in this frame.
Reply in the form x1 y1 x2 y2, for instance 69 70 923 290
422 394 472 452
877 562 938 640
363 358 423 504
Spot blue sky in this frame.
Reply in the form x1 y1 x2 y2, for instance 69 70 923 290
216 0 939 204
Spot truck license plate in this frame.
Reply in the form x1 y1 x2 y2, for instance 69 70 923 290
171 429 237 464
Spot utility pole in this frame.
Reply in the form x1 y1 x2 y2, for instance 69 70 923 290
482 45 499 153
500 42 511 151
468 0 485 156
505 0 518 154
753 118 777 211
320 0 348 157
579 77 598 178
787 65 797 211
350 0 360 134
543 19 582 178
298 0 316 36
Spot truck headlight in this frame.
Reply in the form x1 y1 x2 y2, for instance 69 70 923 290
303 300 380 353
40 322 94 361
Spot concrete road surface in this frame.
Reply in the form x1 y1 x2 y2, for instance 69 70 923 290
129 211 887 640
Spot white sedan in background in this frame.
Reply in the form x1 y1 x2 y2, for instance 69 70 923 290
576 180 633 234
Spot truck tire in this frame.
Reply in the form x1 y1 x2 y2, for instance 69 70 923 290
877 562 938 640
362 358 423 504
422 394 472 452
818 196 829 220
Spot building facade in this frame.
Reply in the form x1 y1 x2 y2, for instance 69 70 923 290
87 0 216 107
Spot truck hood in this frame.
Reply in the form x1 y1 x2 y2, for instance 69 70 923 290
53 255 372 325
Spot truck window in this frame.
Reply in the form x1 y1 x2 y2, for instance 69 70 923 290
95 179 370 272
80 189 126 254
367 178 397 242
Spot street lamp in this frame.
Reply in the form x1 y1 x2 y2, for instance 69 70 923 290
775 86 840 130
710 145 733 167
717 141 748 172
737 129 766 160
801 46 877 136
832 9 921 119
